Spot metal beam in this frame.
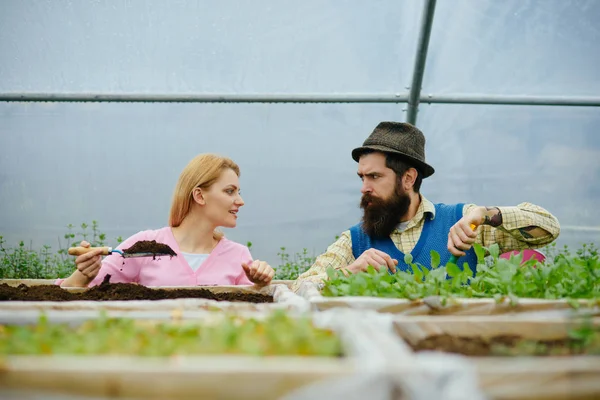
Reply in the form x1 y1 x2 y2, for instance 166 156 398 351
406 0 437 125
1 92 600 107
0 93 409 104
421 94 600 107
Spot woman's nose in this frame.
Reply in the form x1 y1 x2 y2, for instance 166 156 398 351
236 195 245 206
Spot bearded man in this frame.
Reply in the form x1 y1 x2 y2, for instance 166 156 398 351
293 122 560 291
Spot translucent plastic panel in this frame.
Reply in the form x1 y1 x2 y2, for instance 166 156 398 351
424 0 600 95
0 102 406 262
417 104 600 248
0 0 420 93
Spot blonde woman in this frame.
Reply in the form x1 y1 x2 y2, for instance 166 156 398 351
59 154 274 287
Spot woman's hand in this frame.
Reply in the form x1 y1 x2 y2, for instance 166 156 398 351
241 260 275 286
61 241 104 287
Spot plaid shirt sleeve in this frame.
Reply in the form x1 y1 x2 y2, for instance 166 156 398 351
463 202 561 253
291 231 354 291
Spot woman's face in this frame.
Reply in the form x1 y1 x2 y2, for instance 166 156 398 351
201 168 244 228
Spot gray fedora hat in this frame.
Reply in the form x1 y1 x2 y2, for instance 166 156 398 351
351 122 435 178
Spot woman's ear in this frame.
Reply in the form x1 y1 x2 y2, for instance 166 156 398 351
192 187 206 205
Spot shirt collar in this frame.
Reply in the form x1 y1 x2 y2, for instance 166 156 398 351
404 195 436 231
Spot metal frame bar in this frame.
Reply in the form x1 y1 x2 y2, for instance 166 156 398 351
0 93 410 103
1 92 599 107
420 94 600 107
406 0 437 124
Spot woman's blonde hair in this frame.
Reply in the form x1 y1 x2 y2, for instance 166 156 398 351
169 153 240 240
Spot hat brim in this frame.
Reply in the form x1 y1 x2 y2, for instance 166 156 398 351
352 145 435 178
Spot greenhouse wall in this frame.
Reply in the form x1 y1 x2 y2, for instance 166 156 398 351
1 0 599 264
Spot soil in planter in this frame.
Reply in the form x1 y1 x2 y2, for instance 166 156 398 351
0 275 273 303
411 334 592 356
122 240 177 258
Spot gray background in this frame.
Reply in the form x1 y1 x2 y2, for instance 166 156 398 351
1 0 599 264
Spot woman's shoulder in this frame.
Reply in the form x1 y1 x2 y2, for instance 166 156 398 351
215 237 251 255
217 237 249 250
118 227 175 247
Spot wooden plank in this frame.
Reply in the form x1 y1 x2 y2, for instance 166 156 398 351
392 315 600 344
0 279 56 287
474 357 600 400
0 356 354 400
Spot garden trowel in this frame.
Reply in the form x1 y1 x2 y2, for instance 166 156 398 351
68 246 174 259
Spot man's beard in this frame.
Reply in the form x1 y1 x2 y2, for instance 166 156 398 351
360 186 411 238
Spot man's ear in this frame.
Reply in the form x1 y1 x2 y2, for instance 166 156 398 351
192 187 206 205
403 168 418 191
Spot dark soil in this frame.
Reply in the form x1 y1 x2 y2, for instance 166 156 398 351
123 240 177 257
411 334 587 356
0 275 273 303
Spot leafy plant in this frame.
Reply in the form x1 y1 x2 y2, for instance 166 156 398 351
274 247 315 280
0 221 123 279
322 243 600 301
0 311 343 357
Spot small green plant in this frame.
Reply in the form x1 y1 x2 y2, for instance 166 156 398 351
0 221 122 279
274 247 316 280
322 243 600 301
0 310 343 357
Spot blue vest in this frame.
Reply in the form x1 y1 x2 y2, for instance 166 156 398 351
349 203 478 275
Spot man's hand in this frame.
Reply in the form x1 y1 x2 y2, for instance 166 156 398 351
242 260 275 286
346 249 398 274
448 206 502 257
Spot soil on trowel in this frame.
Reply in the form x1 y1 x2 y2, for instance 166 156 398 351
122 240 177 258
0 275 273 303
410 334 588 356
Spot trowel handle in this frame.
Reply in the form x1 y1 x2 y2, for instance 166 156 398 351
448 224 477 264
68 246 112 256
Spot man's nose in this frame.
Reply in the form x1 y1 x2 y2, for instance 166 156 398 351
361 181 372 194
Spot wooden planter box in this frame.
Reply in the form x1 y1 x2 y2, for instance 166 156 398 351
392 315 600 400
0 283 310 321
298 281 599 317
0 310 411 400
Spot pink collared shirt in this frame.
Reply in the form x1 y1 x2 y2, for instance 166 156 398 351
57 227 253 287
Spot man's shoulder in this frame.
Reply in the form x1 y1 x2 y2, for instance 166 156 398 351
325 230 352 249
425 199 465 212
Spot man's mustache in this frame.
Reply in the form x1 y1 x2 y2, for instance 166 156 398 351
360 193 383 209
